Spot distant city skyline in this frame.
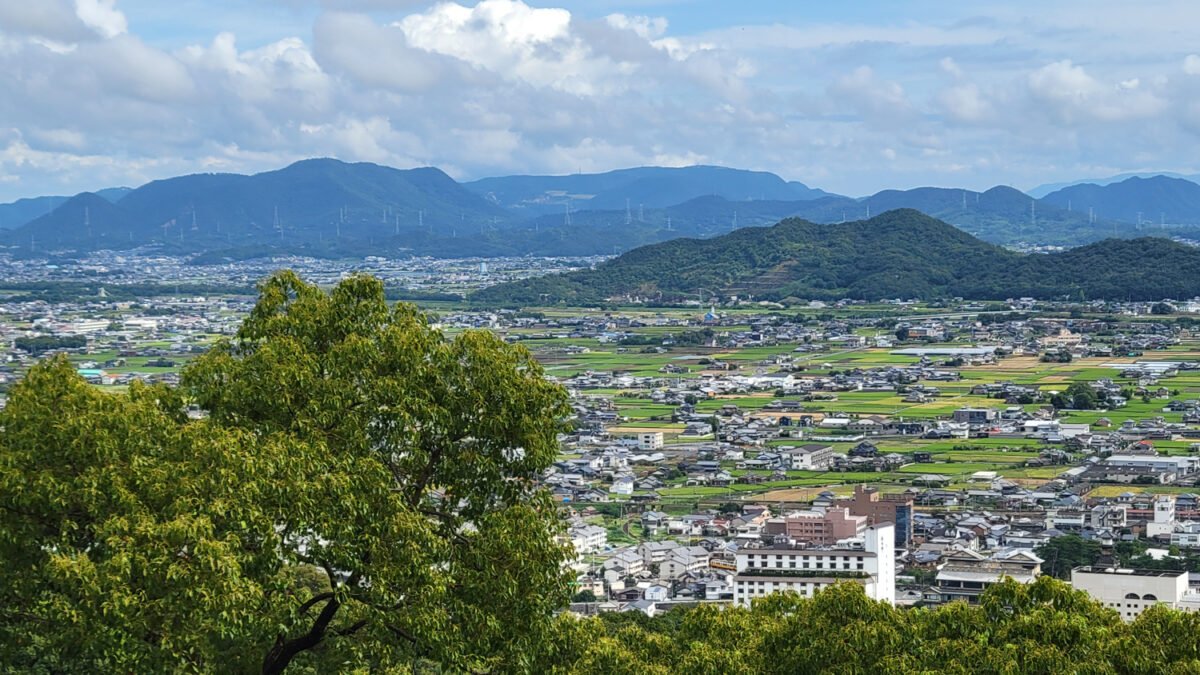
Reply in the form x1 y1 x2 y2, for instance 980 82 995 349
2 0 1200 201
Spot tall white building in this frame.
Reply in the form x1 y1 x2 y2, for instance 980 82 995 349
732 524 894 607
569 524 608 555
1146 494 1177 538
637 432 664 451
1071 566 1200 621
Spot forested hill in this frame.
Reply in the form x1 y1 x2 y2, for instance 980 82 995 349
474 209 1200 304
4 159 510 253
464 165 834 215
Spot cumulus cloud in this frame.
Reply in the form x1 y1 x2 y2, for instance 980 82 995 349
397 0 630 96
182 32 331 111
0 0 95 42
1027 59 1164 122
74 0 127 39
312 12 441 92
939 83 992 122
4 0 1200 199
605 14 668 41
829 66 916 125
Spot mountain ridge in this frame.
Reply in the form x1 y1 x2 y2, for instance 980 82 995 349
7 159 1200 258
0 187 130 230
464 165 835 216
474 209 1200 304
1040 175 1200 225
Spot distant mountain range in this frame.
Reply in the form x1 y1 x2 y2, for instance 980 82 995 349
464 165 834 216
1028 172 1200 198
0 187 129 230
1040 176 1200 225
6 159 507 254
476 209 1200 304
4 160 1200 260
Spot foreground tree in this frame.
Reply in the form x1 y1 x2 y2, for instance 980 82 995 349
536 577 1200 674
0 271 572 673
0 360 291 671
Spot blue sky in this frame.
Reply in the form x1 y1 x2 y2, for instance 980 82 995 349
1 0 1199 201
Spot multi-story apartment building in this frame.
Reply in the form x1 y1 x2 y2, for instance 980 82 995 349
733 524 894 607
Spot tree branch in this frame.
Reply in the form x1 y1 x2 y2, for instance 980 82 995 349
261 563 368 674
297 592 335 616
386 623 419 644
335 619 369 637
262 591 342 675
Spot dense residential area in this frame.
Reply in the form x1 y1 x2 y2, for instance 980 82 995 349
541 294 1200 620
10 252 1200 628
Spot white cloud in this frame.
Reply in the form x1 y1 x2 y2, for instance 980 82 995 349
312 12 441 92
5 0 1200 199
1027 59 1164 122
74 0 127 39
0 0 95 42
939 83 992 122
397 0 628 96
85 35 195 103
829 66 915 125
939 57 964 79
605 14 667 41
181 32 331 111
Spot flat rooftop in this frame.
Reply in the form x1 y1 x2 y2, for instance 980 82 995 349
1074 566 1185 578
891 347 996 356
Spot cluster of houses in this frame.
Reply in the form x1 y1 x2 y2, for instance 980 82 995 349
568 484 1200 620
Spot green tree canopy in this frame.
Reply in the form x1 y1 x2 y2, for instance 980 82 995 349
1035 534 1102 579
0 271 572 673
535 577 1200 673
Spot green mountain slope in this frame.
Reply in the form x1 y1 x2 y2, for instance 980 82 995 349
464 165 833 216
6 159 510 252
474 209 1199 304
0 187 130 230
